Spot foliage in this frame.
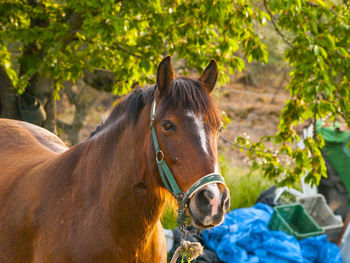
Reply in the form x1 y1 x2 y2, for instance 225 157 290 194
1 0 349 185
0 0 268 95
232 0 350 186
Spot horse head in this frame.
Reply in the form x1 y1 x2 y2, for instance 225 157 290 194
150 56 230 229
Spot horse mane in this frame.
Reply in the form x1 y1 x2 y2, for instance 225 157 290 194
89 77 221 138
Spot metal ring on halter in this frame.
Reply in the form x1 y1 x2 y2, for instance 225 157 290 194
156 150 165 162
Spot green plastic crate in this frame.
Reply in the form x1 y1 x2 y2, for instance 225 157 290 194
268 204 325 240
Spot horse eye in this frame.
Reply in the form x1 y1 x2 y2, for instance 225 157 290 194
162 121 175 131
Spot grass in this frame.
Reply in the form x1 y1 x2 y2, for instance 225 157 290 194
218 154 275 210
224 166 274 209
161 202 178 230
161 154 275 229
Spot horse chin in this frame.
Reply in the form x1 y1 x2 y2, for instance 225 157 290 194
187 206 222 230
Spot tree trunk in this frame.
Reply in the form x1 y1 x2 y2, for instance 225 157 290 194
0 66 20 119
57 80 102 145
42 89 57 134
18 73 56 133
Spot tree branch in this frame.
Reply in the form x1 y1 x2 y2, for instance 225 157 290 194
83 69 116 92
62 12 83 48
263 0 294 49
115 43 143 58
320 92 349 123
219 135 251 151
306 2 338 17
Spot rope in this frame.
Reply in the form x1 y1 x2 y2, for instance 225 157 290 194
170 240 203 263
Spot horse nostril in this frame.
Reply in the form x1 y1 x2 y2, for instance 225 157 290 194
224 197 230 211
203 189 214 201
221 191 230 211
195 189 213 212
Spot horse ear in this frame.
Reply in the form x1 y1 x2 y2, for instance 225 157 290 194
156 56 174 95
199 59 218 93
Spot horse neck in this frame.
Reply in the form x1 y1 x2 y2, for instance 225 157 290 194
71 108 166 244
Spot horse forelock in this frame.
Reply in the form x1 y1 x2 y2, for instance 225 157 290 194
162 78 221 131
89 77 220 138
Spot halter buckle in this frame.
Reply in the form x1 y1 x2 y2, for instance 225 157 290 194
176 192 185 201
155 150 164 162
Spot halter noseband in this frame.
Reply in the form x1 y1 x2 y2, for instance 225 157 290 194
150 98 226 226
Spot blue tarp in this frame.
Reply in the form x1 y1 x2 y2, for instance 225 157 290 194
202 203 342 263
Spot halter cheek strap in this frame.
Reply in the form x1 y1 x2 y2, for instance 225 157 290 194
150 99 184 202
149 98 226 210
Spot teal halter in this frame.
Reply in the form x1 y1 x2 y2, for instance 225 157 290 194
149 98 226 225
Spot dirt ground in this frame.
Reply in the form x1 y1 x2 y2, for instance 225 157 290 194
216 70 290 163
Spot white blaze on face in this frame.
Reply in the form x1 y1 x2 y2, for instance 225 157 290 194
207 184 221 216
186 111 208 155
210 164 222 216
186 111 223 224
213 163 219 173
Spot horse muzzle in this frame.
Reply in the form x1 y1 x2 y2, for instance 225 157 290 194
188 183 230 229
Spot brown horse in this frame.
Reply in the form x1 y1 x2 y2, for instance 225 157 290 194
0 57 230 263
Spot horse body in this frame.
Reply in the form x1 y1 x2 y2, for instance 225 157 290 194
0 118 166 262
0 57 229 262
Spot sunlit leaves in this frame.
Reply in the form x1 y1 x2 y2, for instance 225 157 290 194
1 0 349 185
1 0 270 92
233 0 350 186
